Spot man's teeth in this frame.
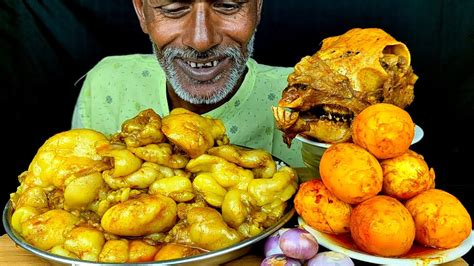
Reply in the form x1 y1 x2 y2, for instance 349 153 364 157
187 60 219 68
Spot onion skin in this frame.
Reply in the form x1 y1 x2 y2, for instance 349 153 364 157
261 254 302 266
279 228 319 260
307 251 354 266
263 229 286 257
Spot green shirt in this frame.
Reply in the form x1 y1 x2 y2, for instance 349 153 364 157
72 54 303 167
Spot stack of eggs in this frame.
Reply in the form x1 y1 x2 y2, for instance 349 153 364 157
294 103 472 257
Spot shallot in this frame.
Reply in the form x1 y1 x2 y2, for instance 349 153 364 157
278 227 318 260
261 254 302 266
307 251 354 266
263 228 287 257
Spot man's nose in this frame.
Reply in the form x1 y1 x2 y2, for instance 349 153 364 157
182 4 222 52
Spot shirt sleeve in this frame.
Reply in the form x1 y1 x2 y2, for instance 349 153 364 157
71 72 93 129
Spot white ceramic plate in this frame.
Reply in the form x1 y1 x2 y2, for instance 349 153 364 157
296 124 424 148
299 217 473 265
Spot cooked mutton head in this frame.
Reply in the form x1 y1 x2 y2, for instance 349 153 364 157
273 28 418 146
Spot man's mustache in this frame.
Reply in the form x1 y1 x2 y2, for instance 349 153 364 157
161 45 244 64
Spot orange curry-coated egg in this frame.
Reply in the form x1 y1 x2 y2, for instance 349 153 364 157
405 189 472 249
294 179 352 234
352 103 415 159
350 195 415 257
320 143 383 204
380 150 436 200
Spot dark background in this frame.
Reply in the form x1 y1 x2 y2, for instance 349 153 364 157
1 0 473 263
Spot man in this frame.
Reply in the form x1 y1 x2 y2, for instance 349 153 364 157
72 0 303 167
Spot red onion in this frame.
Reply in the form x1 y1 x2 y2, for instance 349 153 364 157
278 227 319 260
261 254 302 266
307 251 354 266
263 228 288 257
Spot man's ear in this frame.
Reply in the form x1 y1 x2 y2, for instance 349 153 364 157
132 0 148 34
256 0 263 25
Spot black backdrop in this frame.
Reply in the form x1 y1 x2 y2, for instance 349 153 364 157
1 0 473 258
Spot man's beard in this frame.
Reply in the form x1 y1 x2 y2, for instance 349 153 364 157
152 34 255 105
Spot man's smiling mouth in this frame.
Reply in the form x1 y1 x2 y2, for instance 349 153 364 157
185 60 220 68
176 57 231 82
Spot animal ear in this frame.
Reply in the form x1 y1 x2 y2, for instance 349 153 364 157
132 0 148 34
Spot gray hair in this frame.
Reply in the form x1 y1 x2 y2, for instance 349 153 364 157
152 34 255 104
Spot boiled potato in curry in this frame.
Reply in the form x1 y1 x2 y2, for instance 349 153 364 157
9 108 298 263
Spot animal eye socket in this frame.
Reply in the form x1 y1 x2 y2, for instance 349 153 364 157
286 87 298 94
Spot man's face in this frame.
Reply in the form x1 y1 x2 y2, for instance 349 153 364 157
134 0 261 105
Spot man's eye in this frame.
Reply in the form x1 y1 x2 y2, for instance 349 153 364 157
159 3 191 17
213 2 242 13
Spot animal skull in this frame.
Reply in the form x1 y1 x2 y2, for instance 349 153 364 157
273 28 418 146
